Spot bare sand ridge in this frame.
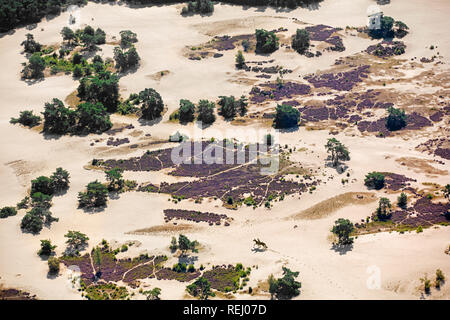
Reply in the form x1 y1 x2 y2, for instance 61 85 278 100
0 0 449 300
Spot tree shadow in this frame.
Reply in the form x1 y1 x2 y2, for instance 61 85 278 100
330 243 353 255
0 29 16 39
325 160 348 173
108 191 122 201
195 120 214 130
23 77 45 86
117 64 140 78
46 271 59 279
80 205 107 214
138 116 163 127
251 247 267 253
178 255 198 265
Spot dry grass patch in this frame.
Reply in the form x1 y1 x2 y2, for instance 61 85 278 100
396 157 448 176
126 223 198 235
289 192 376 220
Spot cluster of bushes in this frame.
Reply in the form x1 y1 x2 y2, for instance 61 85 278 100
42 98 112 135
19 168 69 234
369 16 409 39
169 234 199 255
268 267 301 300
181 0 214 15
171 99 217 125
0 206 17 219
186 277 214 300
77 71 120 113
172 262 196 273
68 25 106 51
119 30 138 48
78 181 109 209
21 28 111 79
364 172 385 190
218 95 248 120
255 29 279 54
21 52 47 79
113 46 140 72
291 29 310 54
273 104 300 128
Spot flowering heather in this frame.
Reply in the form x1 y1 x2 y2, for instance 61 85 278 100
249 81 311 103
304 65 370 91
164 209 228 225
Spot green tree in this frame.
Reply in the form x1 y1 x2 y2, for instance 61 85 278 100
21 33 42 53
179 99 196 123
31 176 55 196
75 102 112 133
126 46 140 69
143 288 161 300
331 218 354 245
120 30 138 48
397 192 407 208
218 95 238 120
325 138 350 167
186 277 213 300
197 100 216 125
291 29 310 54
38 239 56 256
10 110 41 127
61 27 75 45
235 50 245 69
394 21 409 38
64 230 89 250
42 98 77 134
105 168 124 191
170 236 178 253
73 64 83 78
50 167 70 193
273 104 300 128
31 192 52 209
77 71 120 113
386 106 407 131
268 267 301 300
139 88 164 120
376 197 391 220
114 46 140 72
255 29 279 54
78 181 109 208
178 234 199 255
21 207 58 234
443 184 450 200
364 172 385 190
22 53 45 79
238 95 248 116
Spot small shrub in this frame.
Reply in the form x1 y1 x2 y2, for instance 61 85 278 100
48 257 60 274
10 110 41 127
0 206 17 219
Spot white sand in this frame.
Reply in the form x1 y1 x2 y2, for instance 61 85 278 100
0 0 449 299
